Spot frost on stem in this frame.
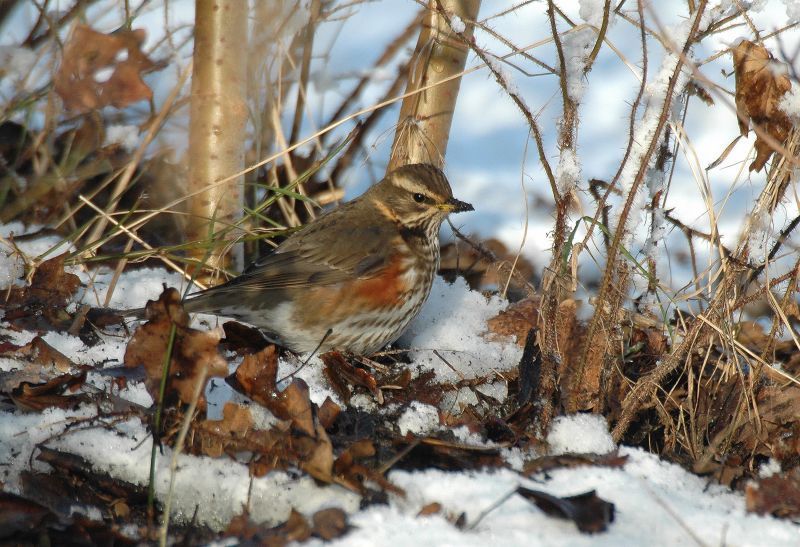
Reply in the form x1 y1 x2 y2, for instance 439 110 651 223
562 27 595 103
638 167 667 313
746 209 772 264
556 148 580 195
484 53 526 109
612 3 727 247
449 14 466 34
578 0 608 27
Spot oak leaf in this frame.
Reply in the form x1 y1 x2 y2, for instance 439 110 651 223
732 40 793 171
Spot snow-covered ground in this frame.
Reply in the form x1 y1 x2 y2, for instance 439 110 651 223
0 241 799 544
2 0 800 544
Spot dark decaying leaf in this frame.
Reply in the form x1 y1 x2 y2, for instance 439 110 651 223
321 351 381 403
35 447 149 504
4 254 81 332
394 437 503 471
224 507 349 545
222 320 273 353
18 471 143 545
516 328 539 407
516 487 615 533
746 468 800 518
9 370 88 411
0 490 56 540
523 452 629 476
123 287 227 405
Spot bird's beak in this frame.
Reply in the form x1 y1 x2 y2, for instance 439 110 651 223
438 197 474 213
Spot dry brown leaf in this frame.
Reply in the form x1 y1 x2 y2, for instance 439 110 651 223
0 336 75 373
55 25 164 112
232 345 281 414
197 402 255 458
418 502 443 516
321 351 381 403
746 468 800 517
732 40 793 171
4 254 81 332
8 254 81 307
439 237 536 298
317 397 342 429
9 371 88 412
485 297 540 345
123 287 227 405
281 380 334 482
225 508 311 545
311 508 348 541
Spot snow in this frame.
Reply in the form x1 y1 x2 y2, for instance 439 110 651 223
449 15 466 34
397 401 440 436
399 277 523 383
786 0 800 23
0 251 798 542
779 85 800 119
547 414 616 455
2 0 800 543
556 148 581 194
105 124 141 151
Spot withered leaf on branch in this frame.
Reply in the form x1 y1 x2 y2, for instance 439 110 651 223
123 287 227 405
732 40 793 171
55 25 164 112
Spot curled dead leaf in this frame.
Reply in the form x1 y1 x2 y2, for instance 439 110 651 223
732 40 793 171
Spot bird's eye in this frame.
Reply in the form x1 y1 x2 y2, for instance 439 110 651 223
413 193 425 203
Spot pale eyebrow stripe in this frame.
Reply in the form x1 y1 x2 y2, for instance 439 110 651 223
391 176 442 199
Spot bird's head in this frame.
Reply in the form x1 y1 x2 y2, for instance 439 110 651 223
370 164 474 229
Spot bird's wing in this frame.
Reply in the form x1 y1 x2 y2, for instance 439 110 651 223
191 204 396 297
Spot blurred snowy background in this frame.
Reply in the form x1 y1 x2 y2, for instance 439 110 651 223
1 0 799 299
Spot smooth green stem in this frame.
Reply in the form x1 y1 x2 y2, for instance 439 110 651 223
147 322 178 523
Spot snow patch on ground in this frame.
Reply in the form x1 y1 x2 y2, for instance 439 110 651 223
400 277 522 382
397 401 440 435
548 414 616 455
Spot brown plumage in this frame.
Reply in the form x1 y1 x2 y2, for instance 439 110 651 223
181 163 473 354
